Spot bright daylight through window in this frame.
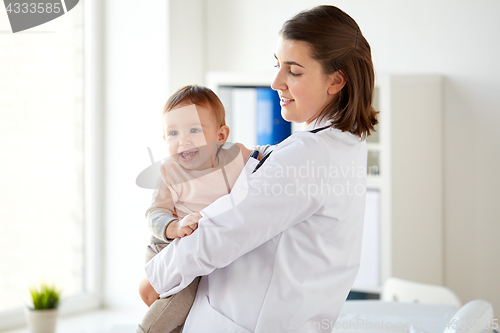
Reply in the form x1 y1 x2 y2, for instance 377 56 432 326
0 4 84 312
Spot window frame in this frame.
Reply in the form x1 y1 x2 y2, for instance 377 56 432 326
0 0 104 329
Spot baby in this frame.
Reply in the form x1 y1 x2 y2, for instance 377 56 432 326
137 85 268 333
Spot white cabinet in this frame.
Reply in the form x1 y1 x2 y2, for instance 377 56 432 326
376 75 444 288
207 72 444 294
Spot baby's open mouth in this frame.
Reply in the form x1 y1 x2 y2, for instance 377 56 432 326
179 149 198 162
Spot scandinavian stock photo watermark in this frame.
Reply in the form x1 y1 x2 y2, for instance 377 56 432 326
248 161 368 199
136 144 369 200
289 318 499 331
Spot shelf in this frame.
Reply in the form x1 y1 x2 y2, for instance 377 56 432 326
206 71 275 90
366 176 382 190
366 143 382 151
351 285 383 295
3 308 144 333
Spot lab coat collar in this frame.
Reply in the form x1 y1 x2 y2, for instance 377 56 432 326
304 117 334 132
304 117 365 143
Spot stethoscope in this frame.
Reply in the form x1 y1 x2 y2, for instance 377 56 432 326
251 125 330 174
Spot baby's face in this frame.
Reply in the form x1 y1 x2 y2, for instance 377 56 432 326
163 103 222 170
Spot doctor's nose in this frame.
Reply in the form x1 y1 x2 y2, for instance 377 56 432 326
271 69 287 91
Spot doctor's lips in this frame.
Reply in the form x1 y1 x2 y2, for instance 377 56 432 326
280 96 294 106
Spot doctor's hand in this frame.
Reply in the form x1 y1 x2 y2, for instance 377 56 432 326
165 213 201 239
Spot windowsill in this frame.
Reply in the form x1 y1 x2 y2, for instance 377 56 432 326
3 308 145 333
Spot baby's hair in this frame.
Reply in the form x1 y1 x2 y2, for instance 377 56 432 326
162 85 226 128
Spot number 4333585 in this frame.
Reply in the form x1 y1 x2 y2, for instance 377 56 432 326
6 3 62 14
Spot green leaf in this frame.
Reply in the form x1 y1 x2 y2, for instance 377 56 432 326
28 283 61 310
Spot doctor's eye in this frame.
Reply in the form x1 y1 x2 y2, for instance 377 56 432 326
289 71 301 77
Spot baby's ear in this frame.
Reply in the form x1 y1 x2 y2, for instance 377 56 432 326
218 125 230 142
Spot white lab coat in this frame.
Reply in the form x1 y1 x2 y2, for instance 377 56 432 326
145 118 367 333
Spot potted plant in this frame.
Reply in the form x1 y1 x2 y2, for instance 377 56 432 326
25 283 61 333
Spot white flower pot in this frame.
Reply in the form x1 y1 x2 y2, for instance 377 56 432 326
24 308 58 333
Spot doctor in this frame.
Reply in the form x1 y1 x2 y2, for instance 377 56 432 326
145 5 378 333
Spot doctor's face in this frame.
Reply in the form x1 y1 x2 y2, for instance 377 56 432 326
271 37 336 126
163 103 222 170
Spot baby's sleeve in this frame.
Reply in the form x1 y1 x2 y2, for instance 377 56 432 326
145 164 178 243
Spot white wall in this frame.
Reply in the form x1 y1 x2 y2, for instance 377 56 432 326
169 0 206 91
201 0 500 311
102 0 169 308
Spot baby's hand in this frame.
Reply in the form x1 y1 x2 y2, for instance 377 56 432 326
235 143 253 161
178 213 201 237
166 213 201 239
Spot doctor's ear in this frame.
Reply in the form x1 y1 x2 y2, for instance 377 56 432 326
327 71 347 95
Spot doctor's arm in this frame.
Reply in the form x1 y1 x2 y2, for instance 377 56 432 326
145 136 330 297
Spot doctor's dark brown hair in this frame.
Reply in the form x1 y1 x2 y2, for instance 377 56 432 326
162 85 226 128
280 5 378 139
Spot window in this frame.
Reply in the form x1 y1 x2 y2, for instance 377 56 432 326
0 1 94 323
